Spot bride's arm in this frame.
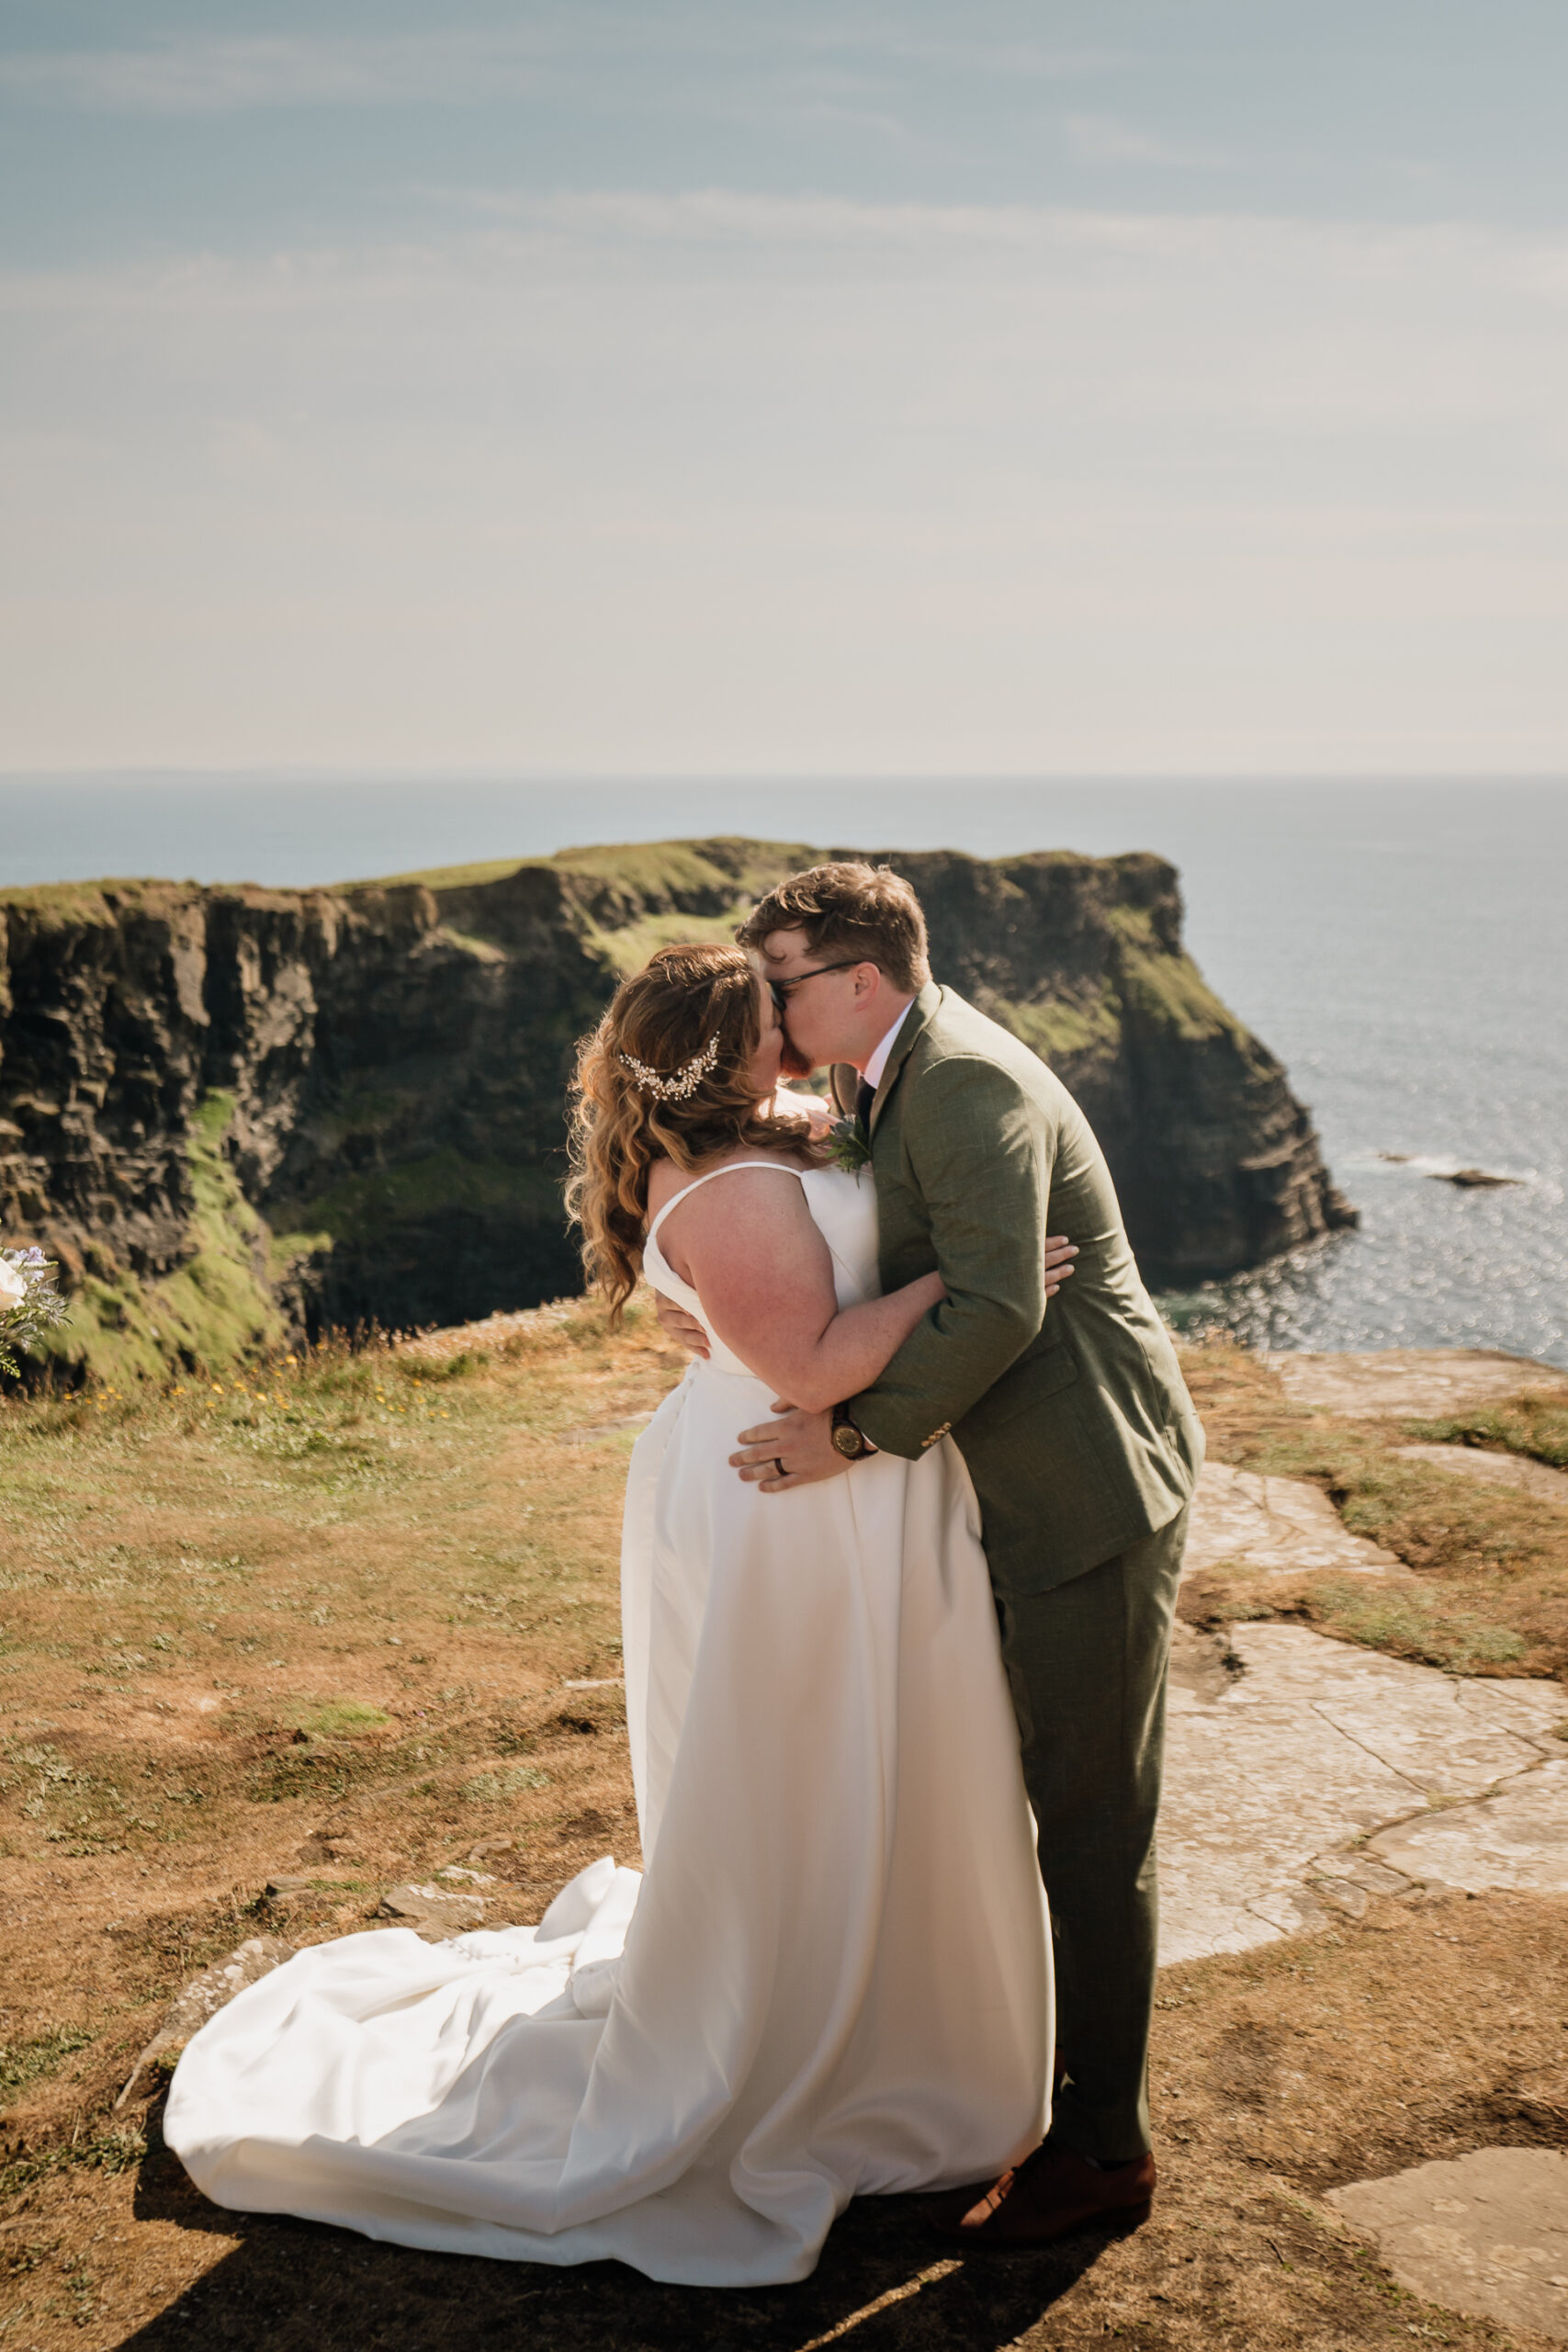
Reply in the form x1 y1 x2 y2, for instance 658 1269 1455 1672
660 1167 943 1414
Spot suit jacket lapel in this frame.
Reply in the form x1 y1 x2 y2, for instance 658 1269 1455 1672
829 1062 859 1117
868 981 941 1134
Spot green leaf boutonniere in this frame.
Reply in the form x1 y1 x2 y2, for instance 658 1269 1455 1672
826 1115 873 1177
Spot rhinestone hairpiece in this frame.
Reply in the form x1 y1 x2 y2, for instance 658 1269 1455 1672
618 1031 722 1102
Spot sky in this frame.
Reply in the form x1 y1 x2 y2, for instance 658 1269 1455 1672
2 2 1566 777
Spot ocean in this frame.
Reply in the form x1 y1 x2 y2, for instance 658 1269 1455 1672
3 775 1564 1369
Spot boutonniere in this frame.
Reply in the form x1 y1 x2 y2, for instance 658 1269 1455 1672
826 1115 872 1176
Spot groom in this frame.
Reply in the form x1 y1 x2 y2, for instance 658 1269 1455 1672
661 860 1203 2246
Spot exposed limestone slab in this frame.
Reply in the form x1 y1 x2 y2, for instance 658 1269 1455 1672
1266 1348 1568 1419
1455 1677 1568 1744
1158 1623 1568 1965
1312 1852 1416 1898
1367 1759 1568 1895
1184 1460 1401 1580
1326 2148 1568 2341
1223 1624 1559 1800
378 1880 488 1929
117 1934 295 2108
1161 1635 1426 1963
1393 1442 1568 1508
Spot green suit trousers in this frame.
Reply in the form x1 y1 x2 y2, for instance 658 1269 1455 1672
993 1504 1188 2164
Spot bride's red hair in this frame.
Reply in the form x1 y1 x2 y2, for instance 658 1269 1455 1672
566 944 815 1321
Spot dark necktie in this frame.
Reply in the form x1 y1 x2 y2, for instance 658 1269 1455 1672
855 1075 876 1137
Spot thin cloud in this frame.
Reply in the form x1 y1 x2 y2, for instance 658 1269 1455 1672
1066 113 1235 170
3 193 1564 772
0 17 1129 117
0 33 563 113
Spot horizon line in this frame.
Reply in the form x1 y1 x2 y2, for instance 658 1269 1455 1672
6 769 1568 789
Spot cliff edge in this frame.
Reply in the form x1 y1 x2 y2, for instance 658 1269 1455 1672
0 839 1354 1382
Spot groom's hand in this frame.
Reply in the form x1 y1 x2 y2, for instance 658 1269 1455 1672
730 1403 845 1492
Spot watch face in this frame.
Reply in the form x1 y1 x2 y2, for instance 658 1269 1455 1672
831 1424 861 1458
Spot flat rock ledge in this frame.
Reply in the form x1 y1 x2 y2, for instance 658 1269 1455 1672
1393 1441 1568 1507
1160 1622 1568 1964
1327 2149 1568 2341
1266 1347 1568 1419
1187 1461 1401 1579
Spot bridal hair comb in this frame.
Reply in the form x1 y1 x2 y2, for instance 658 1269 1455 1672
619 1032 722 1102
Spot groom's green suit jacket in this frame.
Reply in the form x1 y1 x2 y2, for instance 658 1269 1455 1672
836 982 1203 1596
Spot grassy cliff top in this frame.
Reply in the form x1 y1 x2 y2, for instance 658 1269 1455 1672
347 836 819 898
2 839 1173 915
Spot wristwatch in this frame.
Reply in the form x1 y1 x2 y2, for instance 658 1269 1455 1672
830 1402 878 1461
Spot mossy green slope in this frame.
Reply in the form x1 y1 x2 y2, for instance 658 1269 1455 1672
27 1092 282 1387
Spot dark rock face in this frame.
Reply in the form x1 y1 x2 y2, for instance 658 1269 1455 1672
0 842 1354 1379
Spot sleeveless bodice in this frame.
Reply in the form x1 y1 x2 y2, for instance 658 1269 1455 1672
643 1160 881 1377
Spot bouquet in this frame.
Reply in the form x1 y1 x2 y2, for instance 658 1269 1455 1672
0 1246 70 1378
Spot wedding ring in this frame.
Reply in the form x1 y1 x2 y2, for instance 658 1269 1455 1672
773 1457 786 1480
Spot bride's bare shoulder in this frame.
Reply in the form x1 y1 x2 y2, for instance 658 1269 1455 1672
646 1144 808 1225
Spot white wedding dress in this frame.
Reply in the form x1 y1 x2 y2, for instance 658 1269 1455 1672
165 1161 1052 2287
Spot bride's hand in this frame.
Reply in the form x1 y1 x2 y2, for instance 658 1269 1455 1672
652 1290 710 1360
1044 1234 1077 1298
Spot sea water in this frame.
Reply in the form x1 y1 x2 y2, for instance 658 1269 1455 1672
3 775 1564 1368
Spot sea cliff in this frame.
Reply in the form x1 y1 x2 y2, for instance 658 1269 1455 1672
0 839 1354 1382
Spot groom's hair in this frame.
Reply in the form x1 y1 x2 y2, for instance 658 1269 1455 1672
736 863 931 993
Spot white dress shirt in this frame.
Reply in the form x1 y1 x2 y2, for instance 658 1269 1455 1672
862 1001 914 1095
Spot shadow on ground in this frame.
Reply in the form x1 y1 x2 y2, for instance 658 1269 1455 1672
125 2124 1121 2352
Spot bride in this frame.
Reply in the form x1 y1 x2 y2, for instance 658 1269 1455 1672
164 943 1054 2288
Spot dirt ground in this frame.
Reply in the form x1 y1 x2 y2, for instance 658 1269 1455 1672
4 1319 1568 2348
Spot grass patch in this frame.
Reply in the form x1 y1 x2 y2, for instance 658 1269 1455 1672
1180 1345 1567 1588
0 2027 94 2107
290 1702 389 1740
1179 1339 1568 1679
0 2126 144 2202
1402 1393 1568 1472
351 834 812 901
995 988 1122 1073
581 907 744 977
461 1763 552 1802
1109 904 1254 1047
1308 1578 1528 1672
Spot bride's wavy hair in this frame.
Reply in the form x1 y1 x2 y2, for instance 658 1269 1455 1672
566 943 814 1322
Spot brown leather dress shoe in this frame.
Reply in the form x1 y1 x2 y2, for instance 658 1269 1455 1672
919 2140 1156 2249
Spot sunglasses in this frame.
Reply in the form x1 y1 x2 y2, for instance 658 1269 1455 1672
767 958 879 1017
